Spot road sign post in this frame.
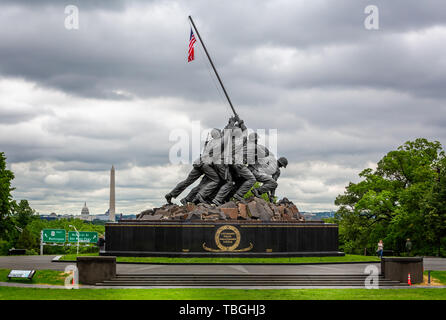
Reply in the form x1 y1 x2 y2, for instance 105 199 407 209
42 229 66 243
41 229 67 255
40 229 98 255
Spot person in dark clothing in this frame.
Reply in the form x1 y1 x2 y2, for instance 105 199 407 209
97 235 105 253
405 238 412 256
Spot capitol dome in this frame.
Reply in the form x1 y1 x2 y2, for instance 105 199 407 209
81 202 90 215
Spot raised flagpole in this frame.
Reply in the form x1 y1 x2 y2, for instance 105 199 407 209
188 15 238 118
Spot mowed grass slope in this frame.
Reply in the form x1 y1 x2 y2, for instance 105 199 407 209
0 287 445 300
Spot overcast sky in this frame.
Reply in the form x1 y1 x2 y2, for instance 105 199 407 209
1 0 445 215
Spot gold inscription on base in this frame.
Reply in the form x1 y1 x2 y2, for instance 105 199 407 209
203 225 253 252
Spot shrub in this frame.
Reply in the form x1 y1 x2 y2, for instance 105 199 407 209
0 239 10 255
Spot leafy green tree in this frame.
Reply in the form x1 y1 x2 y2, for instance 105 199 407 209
334 138 446 256
0 152 15 246
419 157 446 256
12 199 37 229
16 228 38 250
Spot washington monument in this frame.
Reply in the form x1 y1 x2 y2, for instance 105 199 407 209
109 165 115 221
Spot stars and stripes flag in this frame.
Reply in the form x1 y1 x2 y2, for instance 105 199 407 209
188 28 197 62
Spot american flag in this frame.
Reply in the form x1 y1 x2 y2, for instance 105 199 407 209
188 28 196 62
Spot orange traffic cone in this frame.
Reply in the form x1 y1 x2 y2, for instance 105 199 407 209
408 273 412 286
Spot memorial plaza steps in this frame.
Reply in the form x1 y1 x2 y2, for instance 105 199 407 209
95 273 408 287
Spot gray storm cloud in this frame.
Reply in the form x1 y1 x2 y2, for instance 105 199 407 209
0 0 445 214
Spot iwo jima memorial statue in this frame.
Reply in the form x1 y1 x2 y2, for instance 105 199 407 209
103 16 343 257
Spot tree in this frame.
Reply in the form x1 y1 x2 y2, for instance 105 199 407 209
12 199 37 229
420 157 446 256
16 228 37 250
0 152 15 242
334 138 445 256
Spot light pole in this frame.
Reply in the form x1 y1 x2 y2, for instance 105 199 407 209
69 225 79 255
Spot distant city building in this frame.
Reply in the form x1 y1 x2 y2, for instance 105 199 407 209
39 212 74 220
79 202 95 222
39 212 59 221
92 209 112 222
81 202 90 215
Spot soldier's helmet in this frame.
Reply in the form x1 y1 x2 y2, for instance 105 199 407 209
210 128 221 139
248 132 258 142
278 157 288 168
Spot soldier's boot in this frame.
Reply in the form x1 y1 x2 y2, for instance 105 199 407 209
180 198 187 206
266 192 273 203
193 193 208 204
252 188 261 198
233 194 244 202
165 193 173 204
212 198 222 206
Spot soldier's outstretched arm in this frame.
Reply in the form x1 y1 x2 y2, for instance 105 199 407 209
225 116 236 129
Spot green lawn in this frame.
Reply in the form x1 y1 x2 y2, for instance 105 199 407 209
0 287 445 300
424 271 446 285
60 253 380 264
0 269 67 285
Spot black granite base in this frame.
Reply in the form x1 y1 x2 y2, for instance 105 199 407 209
103 221 344 257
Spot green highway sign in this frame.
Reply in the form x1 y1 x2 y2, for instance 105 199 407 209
42 229 66 243
68 231 98 243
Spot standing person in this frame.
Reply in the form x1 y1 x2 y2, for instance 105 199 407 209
405 238 412 256
97 235 105 254
377 240 384 258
